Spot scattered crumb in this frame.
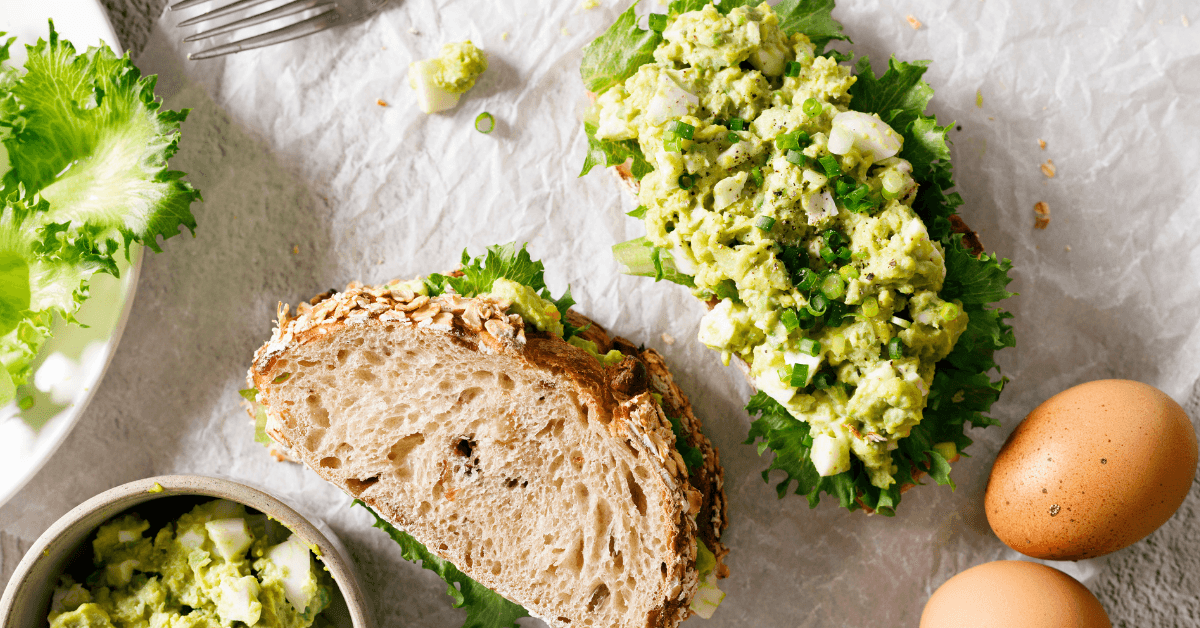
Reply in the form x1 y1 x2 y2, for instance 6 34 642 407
1184 14 1190 27
580 0 600 10
292 245 299 254
661 333 676 345
269 449 290 462
1038 138 1046 150
1064 245 1072 252
376 99 388 107
906 14 922 30
975 89 983 108
1040 159 1057 178
1159 19 1164 25
408 26 419 35
501 31 510 41
988 116 994 120
561 27 572 36
381 46 387 50
1034 201 1050 229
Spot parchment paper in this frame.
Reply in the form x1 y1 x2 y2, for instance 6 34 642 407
3 1 1200 626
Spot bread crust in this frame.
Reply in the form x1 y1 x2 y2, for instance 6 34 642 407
249 281 727 627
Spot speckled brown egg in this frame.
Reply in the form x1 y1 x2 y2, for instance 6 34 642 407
920 560 1111 628
985 379 1198 560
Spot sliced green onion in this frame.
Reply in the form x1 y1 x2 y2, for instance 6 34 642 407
819 245 837 264
755 216 776 231
807 293 828 316
780 308 800 332
847 184 869 202
835 177 852 197
822 229 842 248
839 265 859 280
797 308 817 330
711 33 724 46
881 169 906 195
836 246 851 261
727 131 740 143
626 205 648 218
729 117 745 131
794 131 811 145
775 131 799 151
666 120 695 140
789 363 810 387
825 300 847 325
891 316 912 329
750 166 764 187
795 268 818 291
713 279 739 302
785 61 802 77
819 155 841 177
648 13 668 32
18 396 34 411
474 112 495 134
785 149 806 166
798 337 822 356
820 273 846 300
803 97 823 118
678 174 695 190
861 296 880 318
888 337 904 360
813 372 833 389
664 138 681 153
940 302 961 322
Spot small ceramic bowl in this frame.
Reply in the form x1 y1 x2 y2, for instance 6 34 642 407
0 475 374 628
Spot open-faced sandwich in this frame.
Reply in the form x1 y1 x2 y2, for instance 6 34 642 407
244 244 728 628
580 1 1015 514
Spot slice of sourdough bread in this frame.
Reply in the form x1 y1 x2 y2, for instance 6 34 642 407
248 282 727 628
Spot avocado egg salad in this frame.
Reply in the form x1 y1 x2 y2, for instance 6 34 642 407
580 1 1014 514
47 499 331 628
0 25 199 407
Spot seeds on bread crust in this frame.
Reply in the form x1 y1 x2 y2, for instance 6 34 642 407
248 280 728 627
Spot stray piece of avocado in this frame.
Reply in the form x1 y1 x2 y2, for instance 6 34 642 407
408 41 488 113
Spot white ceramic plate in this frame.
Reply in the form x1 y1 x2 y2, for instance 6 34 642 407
0 1 143 506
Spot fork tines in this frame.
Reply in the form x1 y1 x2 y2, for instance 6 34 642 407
172 0 340 60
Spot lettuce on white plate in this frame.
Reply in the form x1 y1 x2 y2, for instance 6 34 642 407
0 23 200 404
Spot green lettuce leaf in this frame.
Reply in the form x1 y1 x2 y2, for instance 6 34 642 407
580 2 661 95
358 502 528 628
773 0 847 50
424 243 583 341
580 120 654 180
0 23 199 402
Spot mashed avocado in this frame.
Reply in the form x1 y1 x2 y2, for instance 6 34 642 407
47 500 332 628
592 3 968 488
485 279 624 366
408 41 488 113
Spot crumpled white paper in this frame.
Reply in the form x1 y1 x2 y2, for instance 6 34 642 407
4 1 1198 626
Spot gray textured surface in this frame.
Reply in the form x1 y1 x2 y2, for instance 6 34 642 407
2 2 1199 627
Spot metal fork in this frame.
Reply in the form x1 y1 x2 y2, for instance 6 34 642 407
171 0 390 60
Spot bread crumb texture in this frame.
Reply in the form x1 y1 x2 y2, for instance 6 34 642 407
249 282 729 628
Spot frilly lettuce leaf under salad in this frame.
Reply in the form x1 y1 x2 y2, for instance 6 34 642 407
359 502 529 628
580 1 1014 514
0 24 199 406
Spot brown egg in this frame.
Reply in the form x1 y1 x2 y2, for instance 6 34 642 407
985 379 1198 560
920 561 1111 628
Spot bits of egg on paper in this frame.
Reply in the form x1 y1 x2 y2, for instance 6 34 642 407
985 379 1198 560
920 561 1111 628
